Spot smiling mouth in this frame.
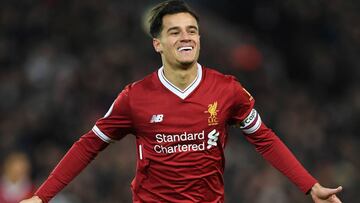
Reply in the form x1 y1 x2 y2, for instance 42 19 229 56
177 46 193 52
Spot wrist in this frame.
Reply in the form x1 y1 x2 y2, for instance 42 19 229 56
33 195 43 203
310 182 321 196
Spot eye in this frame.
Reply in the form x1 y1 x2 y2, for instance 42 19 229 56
188 29 198 34
170 32 179 36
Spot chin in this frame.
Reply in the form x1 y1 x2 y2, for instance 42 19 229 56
178 57 197 65
178 60 196 68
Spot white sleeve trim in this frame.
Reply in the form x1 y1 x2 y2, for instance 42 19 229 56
104 102 114 118
92 125 114 143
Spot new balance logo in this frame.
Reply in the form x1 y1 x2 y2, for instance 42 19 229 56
150 114 164 123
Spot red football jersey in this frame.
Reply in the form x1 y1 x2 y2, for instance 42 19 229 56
93 64 255 202
35 63 317 203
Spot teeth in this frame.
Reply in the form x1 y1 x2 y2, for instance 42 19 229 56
178 46 193 51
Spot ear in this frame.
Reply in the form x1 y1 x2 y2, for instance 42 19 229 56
153 38 162 53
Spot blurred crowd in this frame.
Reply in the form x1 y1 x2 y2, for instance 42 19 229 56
0 0 358 202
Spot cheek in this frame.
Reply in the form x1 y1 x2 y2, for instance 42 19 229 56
165 43 177 55
160 40 174 52
196 37 200 48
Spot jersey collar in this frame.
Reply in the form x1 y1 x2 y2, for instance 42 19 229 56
158 63 202 100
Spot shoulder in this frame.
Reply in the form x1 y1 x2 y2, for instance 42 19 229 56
115 71 159 102
202 66 251 99
123 71 157 92
203 66 240 85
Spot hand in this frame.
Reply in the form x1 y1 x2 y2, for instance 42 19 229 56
19 196 43 203
310 183 343 203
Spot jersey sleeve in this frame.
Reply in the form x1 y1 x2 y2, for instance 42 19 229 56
226 77 317 193
227 76 255 127
35 131 109 203
92 85 134 142
244 122 318 193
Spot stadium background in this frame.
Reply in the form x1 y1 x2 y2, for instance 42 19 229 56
0 0 359 202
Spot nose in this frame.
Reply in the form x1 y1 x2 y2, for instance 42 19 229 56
179 31 191 41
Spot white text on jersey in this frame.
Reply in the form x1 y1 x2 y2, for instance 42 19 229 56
153 130 219 154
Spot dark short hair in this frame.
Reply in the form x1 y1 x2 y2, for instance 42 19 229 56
148 0 199 38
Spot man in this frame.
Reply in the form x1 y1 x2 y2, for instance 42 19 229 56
21 0 343 202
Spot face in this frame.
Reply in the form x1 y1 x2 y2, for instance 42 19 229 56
153 12 200 68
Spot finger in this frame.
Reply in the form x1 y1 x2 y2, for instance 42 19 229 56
326 186 343 196
332 186 343 194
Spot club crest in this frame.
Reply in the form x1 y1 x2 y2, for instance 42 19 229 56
205 101 219 126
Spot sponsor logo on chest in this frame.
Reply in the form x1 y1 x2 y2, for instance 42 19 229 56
147 101 221 154
153 129 220 154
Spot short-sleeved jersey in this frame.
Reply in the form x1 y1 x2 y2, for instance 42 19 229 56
93 64 256 203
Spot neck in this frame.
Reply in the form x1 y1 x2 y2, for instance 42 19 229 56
162 62 198 91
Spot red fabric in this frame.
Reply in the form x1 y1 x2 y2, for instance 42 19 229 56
94 67 255 202
244 122 317 193
34 67 317 202
34 131 108 203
